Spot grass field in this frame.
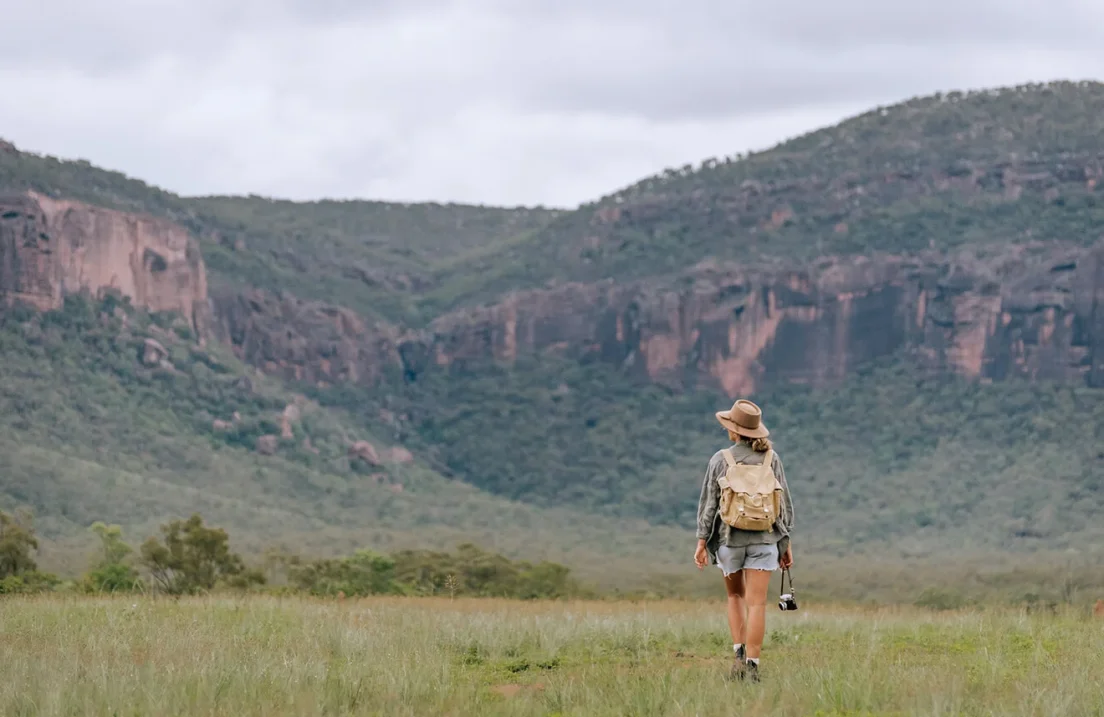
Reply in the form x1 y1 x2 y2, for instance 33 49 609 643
3 597 1103 716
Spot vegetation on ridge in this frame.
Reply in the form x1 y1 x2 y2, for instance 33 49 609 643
9 81 1104 319
0 143 559 324
427 80 1104 309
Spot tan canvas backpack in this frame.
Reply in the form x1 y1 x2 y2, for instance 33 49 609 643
717 449 782 531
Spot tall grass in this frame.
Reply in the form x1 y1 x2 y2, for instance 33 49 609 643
2 596 1102 716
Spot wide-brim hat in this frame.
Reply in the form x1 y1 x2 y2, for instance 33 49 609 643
715 399 770 439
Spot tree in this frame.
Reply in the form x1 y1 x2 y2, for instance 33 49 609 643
139 514 264 594
0 508 38 579
0 508 59 594
83 522 141 593
91 522 133 564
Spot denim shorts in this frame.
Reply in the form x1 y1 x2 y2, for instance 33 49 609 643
716 543 779 576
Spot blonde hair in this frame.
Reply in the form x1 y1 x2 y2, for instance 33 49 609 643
727 430 772 453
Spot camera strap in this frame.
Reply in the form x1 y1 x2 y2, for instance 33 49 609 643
780 567 794 596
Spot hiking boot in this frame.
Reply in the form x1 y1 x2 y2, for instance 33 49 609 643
727 645 746 681
744 660 761 683
728 657 746 681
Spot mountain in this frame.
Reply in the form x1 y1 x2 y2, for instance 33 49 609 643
3 81 1104 592
430 79 1104 297
0 140 560 326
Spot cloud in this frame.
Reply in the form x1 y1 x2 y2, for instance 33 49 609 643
1 0 1103 208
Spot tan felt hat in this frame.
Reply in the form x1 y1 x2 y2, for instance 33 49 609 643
715 399 769 439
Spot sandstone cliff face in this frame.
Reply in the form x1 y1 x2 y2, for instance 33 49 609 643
6 188 1102 396
0 191 209 333
414 242 1104 393
211 241 1104 395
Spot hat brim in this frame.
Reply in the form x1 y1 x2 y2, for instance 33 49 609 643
716 411 770 438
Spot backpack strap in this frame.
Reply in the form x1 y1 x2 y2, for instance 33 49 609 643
721 448 775 472
765 450 783 487
718 449 738 491
721 448 739 468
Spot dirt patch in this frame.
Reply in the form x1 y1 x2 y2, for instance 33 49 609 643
490 683 545 698
670 650 722 665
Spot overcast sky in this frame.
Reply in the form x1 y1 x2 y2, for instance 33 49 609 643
2 1 1102 208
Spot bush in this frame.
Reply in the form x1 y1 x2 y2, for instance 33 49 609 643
280 543 584 599
0 571 60 594
289 549 401 597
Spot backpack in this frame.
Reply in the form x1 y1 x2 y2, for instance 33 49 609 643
717 449 782 531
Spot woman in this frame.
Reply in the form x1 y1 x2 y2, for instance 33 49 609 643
694 399 794 683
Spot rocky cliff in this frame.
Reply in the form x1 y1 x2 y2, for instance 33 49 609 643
0 191 210 334
211 239 1104 395
6 188 1101 398
8 81 1104 399
410 241 1104 392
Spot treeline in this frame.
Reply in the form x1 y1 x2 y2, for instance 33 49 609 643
0 509 585 599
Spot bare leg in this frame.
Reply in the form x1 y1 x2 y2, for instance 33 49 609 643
723 570 746 646
742 569 772 660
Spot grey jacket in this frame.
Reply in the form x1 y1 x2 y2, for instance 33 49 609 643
695 443 794 566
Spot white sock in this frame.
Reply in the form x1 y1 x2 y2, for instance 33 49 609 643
733 643 743 654
747 657 760 666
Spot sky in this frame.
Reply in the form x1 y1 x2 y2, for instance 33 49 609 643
2 0 1103 208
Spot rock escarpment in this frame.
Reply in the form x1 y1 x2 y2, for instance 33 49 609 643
411 243 1104 392
5 188 1103 396
0 191 209 333
213 241 1104 394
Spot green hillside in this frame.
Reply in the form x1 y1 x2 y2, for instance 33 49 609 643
6 81 1102 318
426 80 1104 311
329 351 1104 556
0 144 559 324
0 296 688 583
4 294 1102 588
190 196 558 324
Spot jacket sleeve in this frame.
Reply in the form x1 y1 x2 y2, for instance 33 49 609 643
774 453 795 538
696 452 721 541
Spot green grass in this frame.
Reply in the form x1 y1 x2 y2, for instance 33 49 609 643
2 596 1103 716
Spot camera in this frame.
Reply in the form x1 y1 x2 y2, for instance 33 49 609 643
777 567 798 611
